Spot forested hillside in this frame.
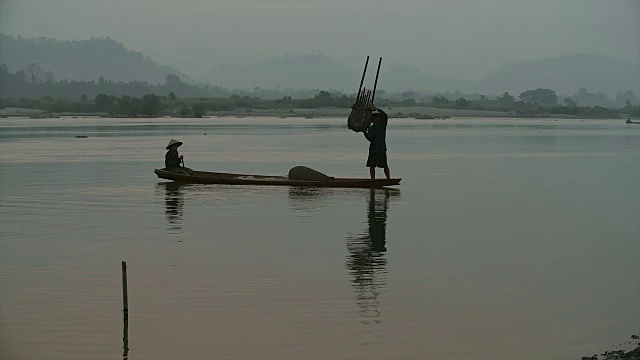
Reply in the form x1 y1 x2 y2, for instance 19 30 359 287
0 35 191 84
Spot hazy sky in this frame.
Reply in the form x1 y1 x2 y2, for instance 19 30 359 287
1 0 639 79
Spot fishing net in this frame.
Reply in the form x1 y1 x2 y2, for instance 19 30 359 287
347 57 381 133
348 106 373 133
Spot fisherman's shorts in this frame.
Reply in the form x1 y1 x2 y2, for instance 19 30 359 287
366 152 388 168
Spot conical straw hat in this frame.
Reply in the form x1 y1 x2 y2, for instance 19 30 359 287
166 139 183 149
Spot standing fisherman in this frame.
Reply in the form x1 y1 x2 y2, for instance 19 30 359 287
363 105 391 179
164 139 193 175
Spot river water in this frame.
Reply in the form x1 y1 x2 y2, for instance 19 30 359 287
0 116 638 360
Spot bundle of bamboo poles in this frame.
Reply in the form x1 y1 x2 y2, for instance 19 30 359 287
348 56 382 133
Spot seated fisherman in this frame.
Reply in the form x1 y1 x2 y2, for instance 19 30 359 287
165 139 193 175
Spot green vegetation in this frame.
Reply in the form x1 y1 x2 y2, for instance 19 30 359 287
0 63 229 99
0 90 353 117
2 65 639 118
2 89 639 118
519 88 558 105
420 89 640 118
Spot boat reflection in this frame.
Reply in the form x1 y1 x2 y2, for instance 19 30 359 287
156 182 185 235
287 186 333 213
346 188 399 326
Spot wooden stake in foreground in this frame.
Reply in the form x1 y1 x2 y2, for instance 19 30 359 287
122 261 129 358
122 261 128 314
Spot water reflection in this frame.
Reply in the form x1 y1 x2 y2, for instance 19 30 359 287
346 189 399 326
122 312 129 359
288 186 333 220
156 182 185 234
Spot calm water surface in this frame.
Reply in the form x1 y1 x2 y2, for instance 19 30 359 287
1 116 638 360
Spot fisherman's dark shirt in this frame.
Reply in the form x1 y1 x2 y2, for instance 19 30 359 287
364 109 388 153
165 149 181 168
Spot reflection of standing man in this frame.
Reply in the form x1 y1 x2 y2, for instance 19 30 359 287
367 189 389 252
346 189 394 325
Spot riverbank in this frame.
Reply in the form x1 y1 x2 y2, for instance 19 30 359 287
204 106 517 119
2 105 625 119
0 105 510 118
582 338 639 360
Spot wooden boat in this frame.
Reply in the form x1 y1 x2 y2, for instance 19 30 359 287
154 169 401 188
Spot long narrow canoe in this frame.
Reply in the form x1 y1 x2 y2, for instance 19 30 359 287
154 169 401 188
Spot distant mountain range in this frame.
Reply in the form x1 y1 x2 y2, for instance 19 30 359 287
201 53 475 95
1 34 638 97
0 35 192 85
477 54 640 97
204 52 355 91
203 52 639 97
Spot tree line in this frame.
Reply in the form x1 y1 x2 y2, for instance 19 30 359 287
3 89 639 118
426 89 639 117
0 63 229 99
0 63 351 101
1 64 639 118
0 91 355 117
